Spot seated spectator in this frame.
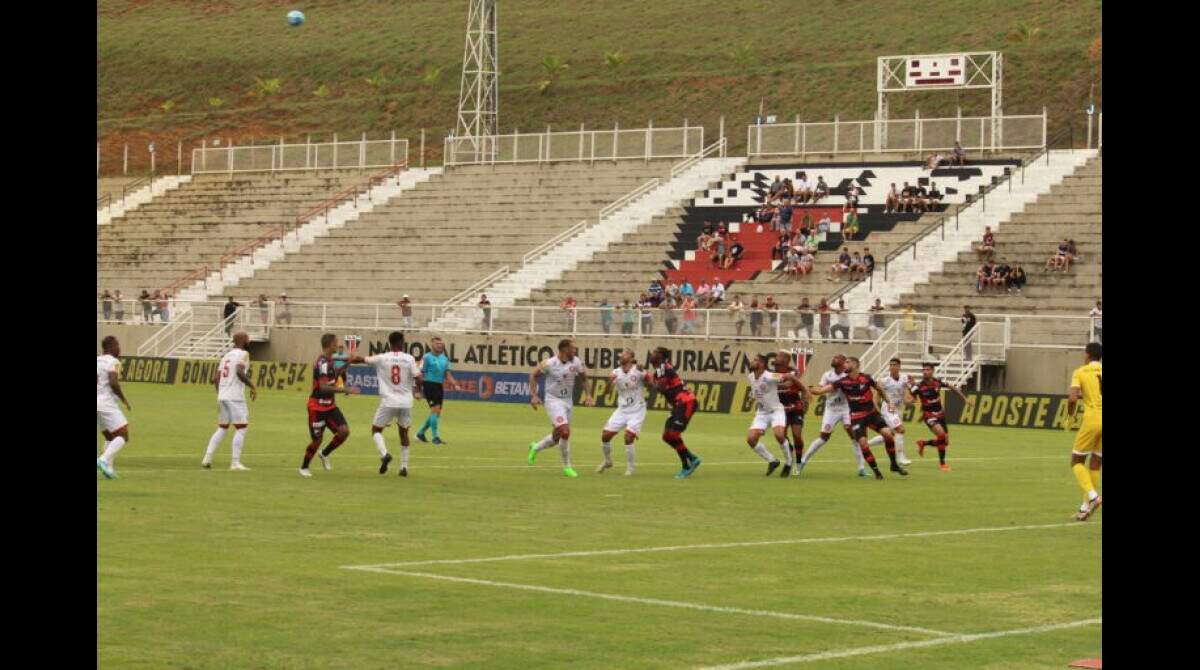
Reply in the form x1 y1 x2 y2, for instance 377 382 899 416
842 211 860 241
696 280 712 306
991 260 1011 291
276 293 292 325
817 213 832 235
794 172 811 203
773 232 790 262
975 226 996 261
1067 238 1080 264
804 231 819 253
697 229 714 252
899 182 915 212
976 262 994 293
927 181 943 206
926 152 945 170
783 248 802 278
1046 238 1072 272
885 183 900 213
813 176 829 202
1008 265 1028 295
798 249 815 276
768 175 784 202
912 183 929 212
681 279 695 298
829 247 852 281
952 141 967 166
781 178 795 201
711 278 726 305
800 210 814 235
844 183 861 213
850 251 866 278
724 237 744 269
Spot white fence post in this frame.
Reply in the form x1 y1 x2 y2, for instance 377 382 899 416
1098 112 1102 149
123 143 128 175
833 116 839 155
177 140 182 175
333 133 338 168
956 106 962 143
578 122 585 160
682 118 688 155
360 132 367 168
719 115 725 156
390 129 396 165
420 129 426 167
645 119 652 161
794 114 800 154
97 142 101 177
915 109 921 154
545 124 552 162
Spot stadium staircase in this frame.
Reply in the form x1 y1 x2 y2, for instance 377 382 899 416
97 175 191 226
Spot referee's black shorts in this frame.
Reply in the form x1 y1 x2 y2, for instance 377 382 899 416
423 381 445 407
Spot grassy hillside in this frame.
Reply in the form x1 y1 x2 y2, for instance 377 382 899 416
97 0 1101 173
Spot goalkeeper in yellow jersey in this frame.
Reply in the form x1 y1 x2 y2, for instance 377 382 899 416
1066 342 1102 521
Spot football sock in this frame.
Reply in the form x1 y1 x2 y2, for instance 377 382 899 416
883 435 898 466
430 414 441 439
535 434 557 452
231 428 246 464
1072 463 1097 500
852 441 866 470
780 440 794 465
803 436 828 464
101 436 126 465
400 444 410 469
322 433 347 457
752 442 777 463
417 416 432 436
204 427 227 461
935 435 948 464
625 444 635 468
372 432 390 458
1088 466 1100 492
302 441 320 468
558 438 572 467
601 441 613 462
867 435 884 447
894 433 907 461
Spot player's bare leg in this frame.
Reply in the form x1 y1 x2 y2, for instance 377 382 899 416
774 424 794 477
229 423 250 470
202 423 228 469
623 431 637 476
372 425 393 474
529 425 562 464
557 424 577 477
856 436 885 480
598 428 619 473
747 428 781 476
918 424 952 471
397 424 411 477
318 424 350 470
97 427 128 479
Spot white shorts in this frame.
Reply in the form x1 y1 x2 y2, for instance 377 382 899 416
820 404 852 433
217 400 249 426
546 398 573 428
751 407 788 431
604 405 647 436
881 405 903 429
97 404 127 433
373 404 413 429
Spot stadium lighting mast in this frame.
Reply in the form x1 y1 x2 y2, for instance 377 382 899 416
454 0 499 162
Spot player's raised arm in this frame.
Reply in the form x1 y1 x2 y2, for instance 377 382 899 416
529 364 545 410
109 370 131 411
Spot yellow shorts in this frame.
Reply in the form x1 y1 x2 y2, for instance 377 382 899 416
1072 416 1102 456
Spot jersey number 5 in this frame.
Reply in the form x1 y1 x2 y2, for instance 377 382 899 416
391 365 401 385
222 361 231 378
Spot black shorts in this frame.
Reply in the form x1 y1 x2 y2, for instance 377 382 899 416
923 413 948 431
665 396 697 433
423 381 445 407
785 408 805 427
308 406 348 441
850 412 889 441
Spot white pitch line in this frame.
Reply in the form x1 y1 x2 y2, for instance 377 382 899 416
697 617 1102 669
346 522 1088 569
347 567 954 637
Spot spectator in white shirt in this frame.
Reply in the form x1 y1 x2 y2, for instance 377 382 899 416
710 278 726 305
795 172 812 203
830 299 851 341
885 183 900 213
1089 300 1102 343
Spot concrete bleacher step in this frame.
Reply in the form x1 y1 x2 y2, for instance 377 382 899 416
98 175 192 226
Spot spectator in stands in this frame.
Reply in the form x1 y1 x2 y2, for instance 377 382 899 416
817 299 832 342
926 152 945 170
975 226 996 261
777 201 793 235
620 300 635 334
681 279 695 299
843 210 860 241
885 183 900 213
113 290 125 323
276 293 292 325
927 181 943 207
798 248 815 277
991 260 1011 292
844 183 861 213
696 280 712 307
396 295 413 327
139 290 152 323
661 297 678 335
829 247 852 281
680 296 700 334
712 233 728 268
749 297 763 337
711 278 726 305
1090 300 1102 343
849 251 866 279
768 176 784 202
698 228 714 253
952 141 967 166
795 173 811 203
101 290 113 321
976 261 994 293
863 248 876 277
817 213 832 237
154 290 170 323
902 302 917 335
728 296 746 336
479 294 493 331
724 236 744 269
913 182 929 212
764 295 780 334
1046 238 1071 272
868 298 886 338
795 297 814 341
801 210 814 235
813 176 829 202
648 280 664 305
1067 239 1080 264
899 182 915 212
599 298 613 334
783 248 802 279
962 305 977 360
638 295 654 334
781 178 795 201
831 299 852 341
223 296 241 335
1008 266 1027 296
257 293 270 325
560 295 578 329
666 279 681 303
803 231 819 254
773 231 790 262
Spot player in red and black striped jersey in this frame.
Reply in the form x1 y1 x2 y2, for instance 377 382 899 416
810 356 906 479
648 347 703 479
299 332 361 477
909 362 972 471
772 349 812 477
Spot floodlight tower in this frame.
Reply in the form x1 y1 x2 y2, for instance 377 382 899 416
454 0 499 161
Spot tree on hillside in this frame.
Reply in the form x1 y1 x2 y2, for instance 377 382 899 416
419 65 443 87
537 56 569 94
254 77 282 97
1006 22 1042 45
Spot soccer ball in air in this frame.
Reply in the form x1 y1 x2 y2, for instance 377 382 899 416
287 10 305 26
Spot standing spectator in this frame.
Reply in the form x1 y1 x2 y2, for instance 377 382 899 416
868 298 886 338
599 298 613 334
139 290 153 323
831 299 851 341
773 231 790 262
397 295 414 328
223 296 242 336
661 297 679 335
842 210 860 241
962 305 977 360
560 295 578 331
257 293 270 325
275 293 292 325
1090 300 1102 343
777 201 793 235
638 295 654 334
728 296 746 336
817 299 832 342
952 141 967 166
764 295 780 335
844 183 861 213
712 232 728 268
680 296 699 334
1008 266 1028 296
155 290 170 323
620 300 635 334
749 297 763 337
795 297 814 341
885 183 900 213
101 290 113 321
902 302 917 335
149 290 163 321
479 294 493 332
113 289 125 323
666 279 681 303
975 226 996 261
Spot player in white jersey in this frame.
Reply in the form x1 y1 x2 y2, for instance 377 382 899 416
797 354 868 477
745 353 805 476
527 338 595 478
97 335 133 479
350 331 423 477
869 357 913 465
597 349 646 476
202 332 258 471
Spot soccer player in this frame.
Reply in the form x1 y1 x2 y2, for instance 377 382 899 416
1067 342 1102 521
647 346 704 479
299 333 361 477
351 331 423 477
868 357 913 466
416 337 456 445
910 362 972 471
772 349 812 477
527 338 596 478
809 356 907 479
202 331 257 471
597 349 646 476
797 354 868 477
746 353 805 476
96 335 132 479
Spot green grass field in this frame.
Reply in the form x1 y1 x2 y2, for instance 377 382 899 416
97 383 1101 669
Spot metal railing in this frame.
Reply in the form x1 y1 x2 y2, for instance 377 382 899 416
599 178 662 219
192 138 409 174
669 138 727 179
97 193 112 211
443 124 705 166
121 175 153 204
747 113 1046 158
136 309 195 356
444 267 512 307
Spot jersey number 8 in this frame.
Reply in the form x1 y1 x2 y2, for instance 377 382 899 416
391 365 401 385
